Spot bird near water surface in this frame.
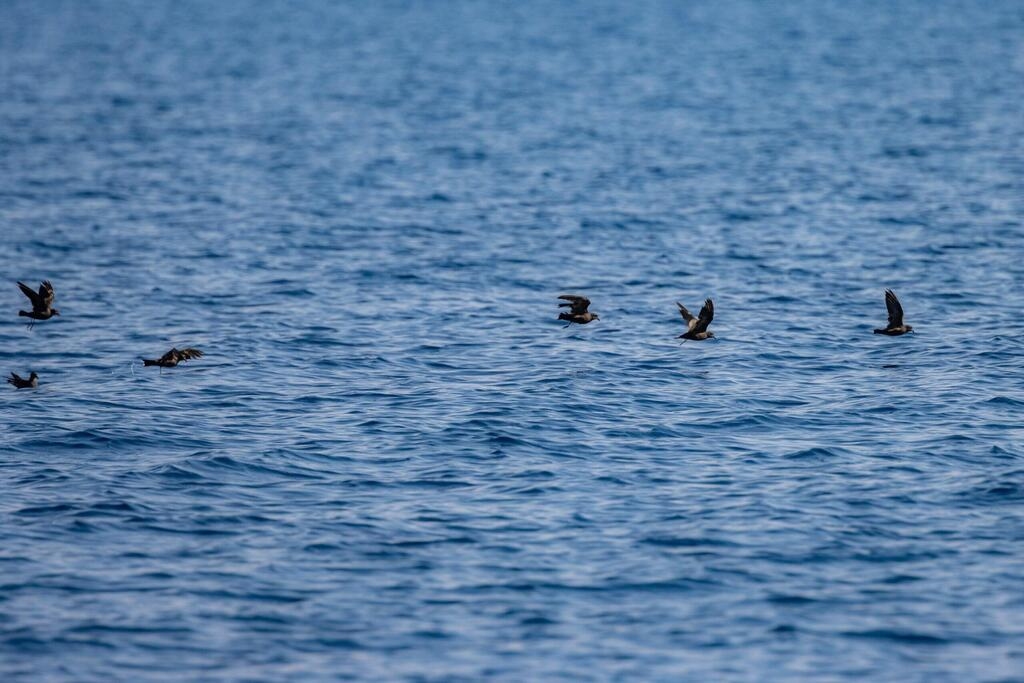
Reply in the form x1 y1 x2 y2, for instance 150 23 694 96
677 298 715 341
17 280 59 327
7 371 38 389
6 276 921 394
558 295 599 326
873 289 914 336
142 347 204 368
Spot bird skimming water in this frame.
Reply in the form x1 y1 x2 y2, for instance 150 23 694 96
142 347 204 368
557 295 599 326
7 371 38 389
677 298 715 341
17 280 60 328
873 289 914 336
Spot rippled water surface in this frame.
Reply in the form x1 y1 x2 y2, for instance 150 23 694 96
3 1 1024 680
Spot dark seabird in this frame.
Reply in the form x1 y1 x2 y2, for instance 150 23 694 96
677 298 715 341
142 347 204 368
558 295 599 326
7 372 38 389
17 280 60 326
873 289 914 336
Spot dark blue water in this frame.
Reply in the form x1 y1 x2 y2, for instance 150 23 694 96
3 1 1024 680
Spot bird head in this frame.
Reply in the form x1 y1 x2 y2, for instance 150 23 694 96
707 332 716 339
906 326 914 333
29 372 38 380
52 309 61 316
593 314 600 320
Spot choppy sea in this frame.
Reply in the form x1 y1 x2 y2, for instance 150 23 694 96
2 1 1024 680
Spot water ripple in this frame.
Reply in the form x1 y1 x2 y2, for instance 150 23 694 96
2 1 1023 681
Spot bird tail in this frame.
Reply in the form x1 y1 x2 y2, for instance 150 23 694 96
142 358 158 366
872 329 884 335
558 312 573 321
18 310 29 317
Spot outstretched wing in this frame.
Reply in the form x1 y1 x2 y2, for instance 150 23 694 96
558 295 590 315
39 281 55 308
177 348 204 361
7 372 21 385
884 289 904 327
693 298 714 334
17 282 42 309
676 302 696 328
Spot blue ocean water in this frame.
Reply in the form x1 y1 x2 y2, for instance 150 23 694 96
2 1 1024 680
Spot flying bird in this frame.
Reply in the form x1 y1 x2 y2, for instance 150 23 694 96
558 295 599 326
142 347 204 368
7 372 38 389
17 280 60 326
873 289 914 336
677 298 715 341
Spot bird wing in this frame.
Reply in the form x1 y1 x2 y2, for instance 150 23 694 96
177 348 204 361
8 372 21 384
39 281 55 308
17 282 41 308
884 289 904 327
558 295 590 315
158 348 179 363
693 298 714 334
676 302 696 327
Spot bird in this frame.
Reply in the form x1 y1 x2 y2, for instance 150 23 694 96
677 298 715 341
873 289 914 336
17 280 60 327
7 372 38 389
558 295 599 326
142 347 204 368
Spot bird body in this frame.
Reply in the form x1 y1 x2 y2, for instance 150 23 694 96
677 298 715 340
558 295 599 325
7 371 38 389
17 281 59 322
142 347 204 368
873 289 913 336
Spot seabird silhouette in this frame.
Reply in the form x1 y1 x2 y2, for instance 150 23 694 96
142 347 204 368
677 298 715 341
7 372 38 389
558 295 599 326
873 289 913 336
17 280 59 327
